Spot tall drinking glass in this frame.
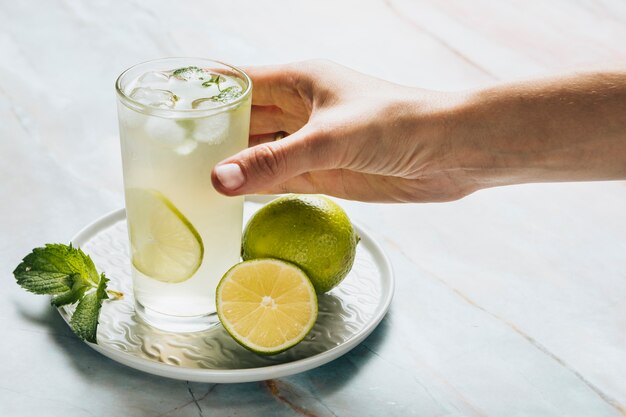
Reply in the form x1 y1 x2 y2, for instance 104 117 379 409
115 58 252 332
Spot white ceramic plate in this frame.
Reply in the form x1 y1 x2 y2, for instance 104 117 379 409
63 199 394 383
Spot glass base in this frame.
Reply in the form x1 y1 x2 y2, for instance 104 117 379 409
135 301 220 333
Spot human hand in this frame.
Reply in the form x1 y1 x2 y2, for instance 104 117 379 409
211 60 473 202
211 61 626 202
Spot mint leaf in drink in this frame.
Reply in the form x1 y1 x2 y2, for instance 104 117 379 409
13 244 99 294
172 66 208 81
208 86 243 103
13 243 121 343
201 74 223 89
70 274 109 343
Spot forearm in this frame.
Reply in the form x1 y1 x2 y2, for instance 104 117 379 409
446 71 626 190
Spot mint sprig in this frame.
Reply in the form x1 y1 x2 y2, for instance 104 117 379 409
172 66 208 81
13 243 120 343
201 74 223 89
207 86 243 103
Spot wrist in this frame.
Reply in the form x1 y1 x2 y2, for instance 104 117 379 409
409 90 492 195
437 88 535 190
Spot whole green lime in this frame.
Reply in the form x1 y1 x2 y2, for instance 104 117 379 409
242 194 359 294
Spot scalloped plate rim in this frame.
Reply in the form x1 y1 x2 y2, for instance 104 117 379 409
61 203 394 383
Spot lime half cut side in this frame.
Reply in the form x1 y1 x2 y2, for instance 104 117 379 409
126 188 203 283
216 259 318 355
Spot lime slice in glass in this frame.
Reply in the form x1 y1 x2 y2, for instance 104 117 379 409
125 188 203 283
216 259 318 355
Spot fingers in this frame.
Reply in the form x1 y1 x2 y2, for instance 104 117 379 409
212 126 338 196
247 63 319 138
244 65 299 106
244 61 327 106
245 60 344 106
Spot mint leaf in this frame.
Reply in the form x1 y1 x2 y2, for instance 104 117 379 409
78 249 100 286
201 74 223 88
51 279 89 307
13 244 98 294
172 66 207 81
208 86 243 103
70 274 109 343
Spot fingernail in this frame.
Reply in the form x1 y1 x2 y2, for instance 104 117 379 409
214 163 245 190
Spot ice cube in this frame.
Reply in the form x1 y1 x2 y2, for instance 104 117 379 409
137 71 170 86
192 113 230 145
174 139 198 155
130 87 178 109
144 117 187 146
192 98 221 110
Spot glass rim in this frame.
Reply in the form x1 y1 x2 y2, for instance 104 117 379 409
115 57 252 117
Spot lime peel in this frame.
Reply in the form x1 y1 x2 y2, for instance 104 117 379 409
242 194 359 294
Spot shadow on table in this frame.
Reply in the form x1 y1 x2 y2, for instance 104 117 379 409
16 299 391 416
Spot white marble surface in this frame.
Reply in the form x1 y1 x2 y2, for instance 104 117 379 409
2 1 626 416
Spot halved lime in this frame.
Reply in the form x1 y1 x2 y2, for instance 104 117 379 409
216 259 318 355
125 188 203 283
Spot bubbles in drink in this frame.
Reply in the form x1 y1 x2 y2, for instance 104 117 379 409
130 87 179 109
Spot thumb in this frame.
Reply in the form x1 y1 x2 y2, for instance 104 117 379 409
211 127 336 196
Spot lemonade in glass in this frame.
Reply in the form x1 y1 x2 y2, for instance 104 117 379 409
115 58 251 332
